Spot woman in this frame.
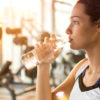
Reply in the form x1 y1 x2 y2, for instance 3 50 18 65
35 0 100 100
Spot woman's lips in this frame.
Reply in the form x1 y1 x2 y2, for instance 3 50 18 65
68 37 73 42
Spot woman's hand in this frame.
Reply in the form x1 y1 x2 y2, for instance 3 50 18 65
34 34 61 65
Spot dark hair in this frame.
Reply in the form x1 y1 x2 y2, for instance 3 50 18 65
77 0 100 22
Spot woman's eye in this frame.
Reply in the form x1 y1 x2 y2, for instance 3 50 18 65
73 21 79 25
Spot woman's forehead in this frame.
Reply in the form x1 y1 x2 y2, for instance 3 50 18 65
72 3 85 16
71 3 89 20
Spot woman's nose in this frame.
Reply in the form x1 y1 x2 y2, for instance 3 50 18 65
65 25 72 35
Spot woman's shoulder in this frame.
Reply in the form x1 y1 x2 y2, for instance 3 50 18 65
75 58 88 79
76 58 88 66
67 58 88 80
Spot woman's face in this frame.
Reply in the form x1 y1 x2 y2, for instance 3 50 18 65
66 3 99 50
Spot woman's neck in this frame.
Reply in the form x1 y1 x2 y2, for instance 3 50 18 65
85 43 100 74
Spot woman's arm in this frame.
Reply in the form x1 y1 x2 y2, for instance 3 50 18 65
36 63 52 100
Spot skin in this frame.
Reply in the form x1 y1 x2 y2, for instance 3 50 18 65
36 2 100 100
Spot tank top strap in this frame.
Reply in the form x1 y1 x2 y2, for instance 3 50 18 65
75 60 89 80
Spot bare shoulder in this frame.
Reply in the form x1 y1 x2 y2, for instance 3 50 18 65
52 58 88 100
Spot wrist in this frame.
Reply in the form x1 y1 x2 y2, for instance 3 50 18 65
37 63 51 72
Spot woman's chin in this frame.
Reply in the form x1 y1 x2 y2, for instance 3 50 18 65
70 45 81 50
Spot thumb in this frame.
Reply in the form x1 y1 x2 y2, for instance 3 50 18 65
54 48 61 57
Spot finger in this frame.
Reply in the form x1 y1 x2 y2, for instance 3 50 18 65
40 41 43 45
36 41 43 49
46 48 61 63
44 37 49 44
34 43 40 49
50 34 56 41
34 43 42 55
54 48 61 57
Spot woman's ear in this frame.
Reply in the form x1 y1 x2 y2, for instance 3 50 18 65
96 19 100 33
97 23 100 33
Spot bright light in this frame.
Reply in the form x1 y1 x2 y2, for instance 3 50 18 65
0 0 10 8
56 91 68 100
56 91 64 98
12 0 41 12
0 0 10 19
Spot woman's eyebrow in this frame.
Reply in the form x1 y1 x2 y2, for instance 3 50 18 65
70 16 81 19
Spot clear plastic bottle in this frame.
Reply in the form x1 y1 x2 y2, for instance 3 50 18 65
22 35 67 70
